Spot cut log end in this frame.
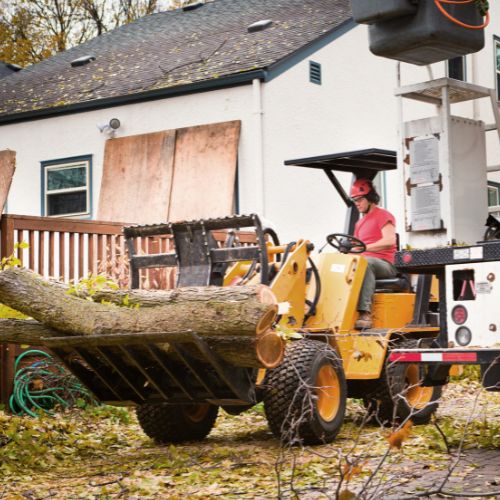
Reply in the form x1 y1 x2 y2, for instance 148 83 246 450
255 306 278 335
255 284 278 305
255 329 285 369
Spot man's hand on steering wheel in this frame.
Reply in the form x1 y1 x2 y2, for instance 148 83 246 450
326 233 366 254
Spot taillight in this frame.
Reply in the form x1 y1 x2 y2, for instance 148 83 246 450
455 326 472 346
451 305 468 325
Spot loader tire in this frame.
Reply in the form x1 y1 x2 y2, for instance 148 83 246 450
363 339 442 425
136 403 218 444
263 340 347 445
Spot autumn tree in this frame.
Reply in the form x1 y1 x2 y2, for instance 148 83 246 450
0 0 184 67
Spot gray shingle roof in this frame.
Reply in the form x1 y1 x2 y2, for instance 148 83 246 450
0 0 352 120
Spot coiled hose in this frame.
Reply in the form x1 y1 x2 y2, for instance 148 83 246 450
9 350 95 417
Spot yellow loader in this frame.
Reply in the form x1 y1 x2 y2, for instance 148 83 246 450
51 150 442 445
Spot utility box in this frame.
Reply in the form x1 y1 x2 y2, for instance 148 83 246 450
351 0 417 24
404 116 488 248
352 0 485 65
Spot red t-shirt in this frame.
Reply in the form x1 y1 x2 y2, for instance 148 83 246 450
354 206 396 264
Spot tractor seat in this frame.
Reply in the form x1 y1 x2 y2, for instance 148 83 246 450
375 274 411 292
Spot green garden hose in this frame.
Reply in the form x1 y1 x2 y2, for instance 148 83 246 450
9 350 95 417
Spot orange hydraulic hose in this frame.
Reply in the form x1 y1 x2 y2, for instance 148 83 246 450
433 0 490 29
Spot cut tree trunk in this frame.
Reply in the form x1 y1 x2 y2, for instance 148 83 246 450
0 268 284 368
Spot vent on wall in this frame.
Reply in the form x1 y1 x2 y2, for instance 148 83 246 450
309 61 321 85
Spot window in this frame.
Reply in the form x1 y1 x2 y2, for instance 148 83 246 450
447 56 466 81
488 181 500 217
495 37 500 101
309 61 321 85
41 156 91 217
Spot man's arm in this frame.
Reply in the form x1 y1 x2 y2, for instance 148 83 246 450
365 222 396 252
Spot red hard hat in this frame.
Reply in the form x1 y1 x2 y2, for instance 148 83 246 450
350 179 372 198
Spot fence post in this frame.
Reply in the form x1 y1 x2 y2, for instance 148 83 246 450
0 215 15 259
0 215 16 406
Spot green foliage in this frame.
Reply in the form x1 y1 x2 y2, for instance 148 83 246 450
68 273 119 299
275 324 303 341
424 416 500 449
0 303 27 319
0 241 29 270
450 364 481 383
0 406 141 475
0 242 30 319
475 0 489 16
68 273 138 308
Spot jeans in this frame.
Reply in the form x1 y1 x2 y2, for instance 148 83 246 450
357 257 398 313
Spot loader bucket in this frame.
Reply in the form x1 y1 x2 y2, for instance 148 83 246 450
123 214 270 288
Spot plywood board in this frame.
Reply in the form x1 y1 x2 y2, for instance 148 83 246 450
98 131 176 224
168 121 240 221
0 150 16 214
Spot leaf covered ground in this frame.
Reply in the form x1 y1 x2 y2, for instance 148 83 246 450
0 376 499 499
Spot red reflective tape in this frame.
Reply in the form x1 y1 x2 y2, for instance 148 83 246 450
442 352 477 362
389 352 422 362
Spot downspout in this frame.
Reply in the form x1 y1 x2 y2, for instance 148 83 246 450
252 78 265 215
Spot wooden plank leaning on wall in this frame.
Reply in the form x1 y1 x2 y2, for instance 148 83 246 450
168 120 241 221
97 120 241 225
98 130 177 224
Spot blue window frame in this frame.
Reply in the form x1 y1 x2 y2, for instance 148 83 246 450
41 155 92 217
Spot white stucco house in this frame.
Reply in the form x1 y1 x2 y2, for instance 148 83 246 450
0 0 499 247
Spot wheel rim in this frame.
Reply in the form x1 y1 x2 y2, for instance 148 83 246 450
316 364 341 422
405 364 434 409
184 404 210 423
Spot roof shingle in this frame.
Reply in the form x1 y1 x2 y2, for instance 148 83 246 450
0 0 352 119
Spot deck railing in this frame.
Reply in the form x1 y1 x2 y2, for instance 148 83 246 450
0 215 131 283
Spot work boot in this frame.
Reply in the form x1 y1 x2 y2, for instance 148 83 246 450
355 311 372 330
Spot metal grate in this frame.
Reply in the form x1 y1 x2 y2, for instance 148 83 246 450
309 61 321 85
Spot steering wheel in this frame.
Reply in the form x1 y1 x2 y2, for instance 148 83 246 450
326 233 366 254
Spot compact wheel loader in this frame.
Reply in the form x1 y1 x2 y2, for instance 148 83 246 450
49 152 443 445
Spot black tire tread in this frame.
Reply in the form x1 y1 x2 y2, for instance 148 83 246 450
363 338 442 425
136 403 218 444
264 340 346 445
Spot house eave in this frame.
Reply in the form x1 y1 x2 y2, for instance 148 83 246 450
0 69 267 125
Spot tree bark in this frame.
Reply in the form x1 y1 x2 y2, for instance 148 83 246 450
0 268 284 368
0 318 58 344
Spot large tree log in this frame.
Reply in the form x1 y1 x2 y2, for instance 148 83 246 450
0 318 57 344
0 268 284 368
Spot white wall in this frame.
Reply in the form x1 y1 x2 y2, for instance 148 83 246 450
261 25 399 246
0 85 259 219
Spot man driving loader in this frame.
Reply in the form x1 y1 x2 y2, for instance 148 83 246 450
348 178 398 329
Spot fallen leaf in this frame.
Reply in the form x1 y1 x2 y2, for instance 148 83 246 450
387 420 413 449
